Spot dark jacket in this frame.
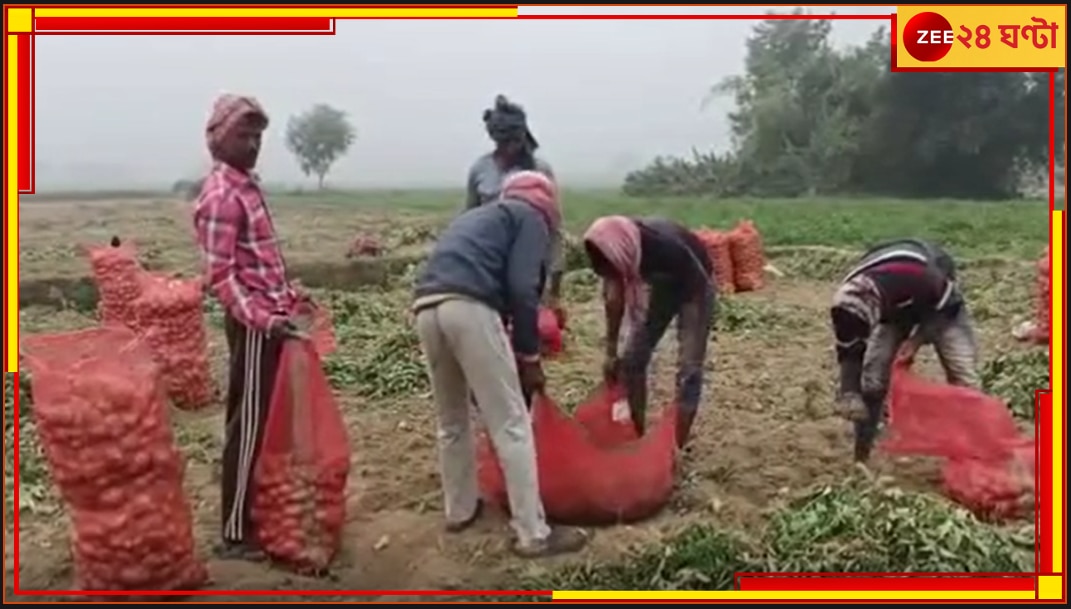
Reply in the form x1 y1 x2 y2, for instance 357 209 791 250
843 238 962 327
414 200 549 357
636 217 714 301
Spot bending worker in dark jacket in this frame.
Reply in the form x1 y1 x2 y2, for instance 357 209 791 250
582 215 716 449
831 238 980 463
412 170 588 559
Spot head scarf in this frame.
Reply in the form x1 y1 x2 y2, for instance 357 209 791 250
205 94 269 160
501 170 560 232
483 94 539 150
583 215 647 328
831 275 880 349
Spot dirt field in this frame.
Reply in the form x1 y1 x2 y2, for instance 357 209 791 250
6 194 1045 600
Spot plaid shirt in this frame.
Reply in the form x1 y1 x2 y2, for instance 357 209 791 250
193 163 297 332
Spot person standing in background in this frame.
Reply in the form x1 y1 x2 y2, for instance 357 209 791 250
192 93 306 561
464 95 566 326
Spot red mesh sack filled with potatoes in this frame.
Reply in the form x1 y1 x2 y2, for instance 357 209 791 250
252 340 351 574
728 220 767 292
85 242 146 330
20 327 207 597
131 274 216 411
693 228 735 294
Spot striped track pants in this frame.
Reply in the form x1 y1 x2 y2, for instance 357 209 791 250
221 314 284 544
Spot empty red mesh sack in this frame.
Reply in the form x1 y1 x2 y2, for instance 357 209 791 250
20 327 207 596
728 220 766 292
505 306 565 358
538 307 564 356
477 384 678 525
880 362 1035 521
86 242 146 329
1033 246 1051 344
132 274 216 411
693 228 735 294
252 340 351 574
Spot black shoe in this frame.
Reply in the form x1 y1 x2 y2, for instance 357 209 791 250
215 541 266 562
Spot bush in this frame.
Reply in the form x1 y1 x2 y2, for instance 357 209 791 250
980 350 1051 420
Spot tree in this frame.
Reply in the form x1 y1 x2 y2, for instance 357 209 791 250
284 104 356 190
644 11 1053 200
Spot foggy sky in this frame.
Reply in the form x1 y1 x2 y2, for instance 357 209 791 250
34 6 893 190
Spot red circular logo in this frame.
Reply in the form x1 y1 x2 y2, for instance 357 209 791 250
903 12 954 62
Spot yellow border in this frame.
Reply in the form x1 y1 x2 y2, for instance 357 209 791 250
1051 210 1065 575
2 4 1065 602
6 33 19 374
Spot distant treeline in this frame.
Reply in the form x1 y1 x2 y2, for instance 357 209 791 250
624 12 1065 200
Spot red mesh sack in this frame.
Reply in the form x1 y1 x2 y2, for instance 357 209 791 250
252 340 351 574
296 301 338 358
86 242 146 329
880 362 1035 521
693 229 735 294
882 363 1023 461
505 307 566 358
538 307 564 356
941 445 1035 522
571 383 640 447
728 220 766 292
477 384 678 525
131 274 216 411
20 327 207 596
1033 246 1051 344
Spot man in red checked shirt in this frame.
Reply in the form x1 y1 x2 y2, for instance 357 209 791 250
193 93 305 561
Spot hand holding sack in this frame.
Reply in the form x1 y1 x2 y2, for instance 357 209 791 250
131 274 216 411
20 327 207 597
477 383 678 525
293 300 338 358
251 339 351 574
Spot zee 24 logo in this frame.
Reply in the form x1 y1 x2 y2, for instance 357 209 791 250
903 11 1060 62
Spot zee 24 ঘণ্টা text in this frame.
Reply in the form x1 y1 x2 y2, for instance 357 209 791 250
955 16 1060 50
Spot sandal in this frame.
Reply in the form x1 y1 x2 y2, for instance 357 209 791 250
512 525 590 559
445 499 484 533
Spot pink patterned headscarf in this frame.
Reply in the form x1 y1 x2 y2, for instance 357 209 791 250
583 215 647 328
501 170 561 232
205 94 268 160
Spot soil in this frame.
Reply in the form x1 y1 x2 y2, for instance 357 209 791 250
6 199 1036 601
